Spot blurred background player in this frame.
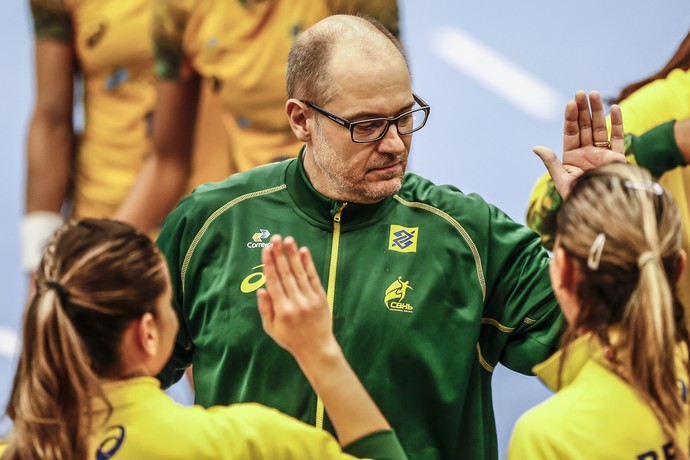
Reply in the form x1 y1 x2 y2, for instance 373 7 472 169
22 0 228 274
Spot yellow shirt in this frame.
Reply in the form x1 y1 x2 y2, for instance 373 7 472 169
508 334 690 459
153 0 399 173
90 377 377 459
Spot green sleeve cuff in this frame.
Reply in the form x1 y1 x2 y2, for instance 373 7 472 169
343 429 408 460
631 120 686 177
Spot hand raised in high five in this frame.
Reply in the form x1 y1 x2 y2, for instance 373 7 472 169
534 90 626 199
257 235 336 362
257 235 394 448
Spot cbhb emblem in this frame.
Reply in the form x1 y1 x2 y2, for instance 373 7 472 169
389 225 418 253
384 277 414 313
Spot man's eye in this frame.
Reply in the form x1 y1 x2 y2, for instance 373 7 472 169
354 120 385 133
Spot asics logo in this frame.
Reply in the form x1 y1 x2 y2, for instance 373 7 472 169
240 265 265 293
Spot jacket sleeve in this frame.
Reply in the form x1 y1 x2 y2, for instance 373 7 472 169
479 202 565 375
30 0 71 40
152 0 191 80
156 199 197 388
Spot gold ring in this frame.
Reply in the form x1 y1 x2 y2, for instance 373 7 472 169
594 141 611 149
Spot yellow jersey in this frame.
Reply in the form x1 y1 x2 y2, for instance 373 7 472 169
508 334 690 459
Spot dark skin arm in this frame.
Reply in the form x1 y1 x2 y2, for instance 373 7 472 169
115 75 200 230
26 39 74 214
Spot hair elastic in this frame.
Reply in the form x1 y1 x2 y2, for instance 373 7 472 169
44 280 70 305
637 251 659 270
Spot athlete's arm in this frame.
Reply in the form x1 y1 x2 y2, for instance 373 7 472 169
257 236 401 449
115 76 200 230
23 38 74 270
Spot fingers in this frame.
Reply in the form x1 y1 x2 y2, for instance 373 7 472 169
256 288 275 333
609 104 625 153
283 236 308 294
575 90 593 147
300 246 327 297
261 239 286 304
589 91 609 146
562 100 580 153
269 235 301 300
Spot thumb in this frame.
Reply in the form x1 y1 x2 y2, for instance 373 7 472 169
532 145 559 171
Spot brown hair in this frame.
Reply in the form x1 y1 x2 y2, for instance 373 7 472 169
286 14 407 105
610 30 690 104
2 219 168 460
557 163 689 457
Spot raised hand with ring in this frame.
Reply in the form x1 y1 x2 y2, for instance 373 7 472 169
533 90 626 199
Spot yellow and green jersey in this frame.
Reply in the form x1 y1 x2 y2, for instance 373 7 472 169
508 334 690 459
153 0 399 173
526 68 690 316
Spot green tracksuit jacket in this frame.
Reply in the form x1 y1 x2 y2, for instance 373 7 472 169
157 150 564 460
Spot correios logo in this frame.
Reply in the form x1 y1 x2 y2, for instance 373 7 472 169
247 228 272 248
383 276 414 313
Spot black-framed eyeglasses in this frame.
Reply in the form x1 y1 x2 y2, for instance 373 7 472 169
302 93 431 143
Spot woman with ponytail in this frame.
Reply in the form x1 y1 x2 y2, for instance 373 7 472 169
1 219 406 459
509 163 690 459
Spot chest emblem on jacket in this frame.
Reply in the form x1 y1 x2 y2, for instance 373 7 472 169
384 277 414 313
389 225 418 253
240 264 266 293
247 228 272 249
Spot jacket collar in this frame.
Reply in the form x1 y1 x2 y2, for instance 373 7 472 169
285 147 397 229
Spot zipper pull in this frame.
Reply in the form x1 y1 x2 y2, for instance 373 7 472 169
333 203 348 223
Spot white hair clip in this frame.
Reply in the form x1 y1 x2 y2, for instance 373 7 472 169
624 180 664 196
587 233 606 270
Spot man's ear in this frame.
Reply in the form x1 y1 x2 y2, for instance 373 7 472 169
286 99 311 142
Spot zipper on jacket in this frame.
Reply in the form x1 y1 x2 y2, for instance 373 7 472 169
315 202 347 430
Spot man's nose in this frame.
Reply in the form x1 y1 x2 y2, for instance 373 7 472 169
378 124 406 155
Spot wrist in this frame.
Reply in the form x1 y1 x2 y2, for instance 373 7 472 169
292 339 346 385
20 211 64 273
